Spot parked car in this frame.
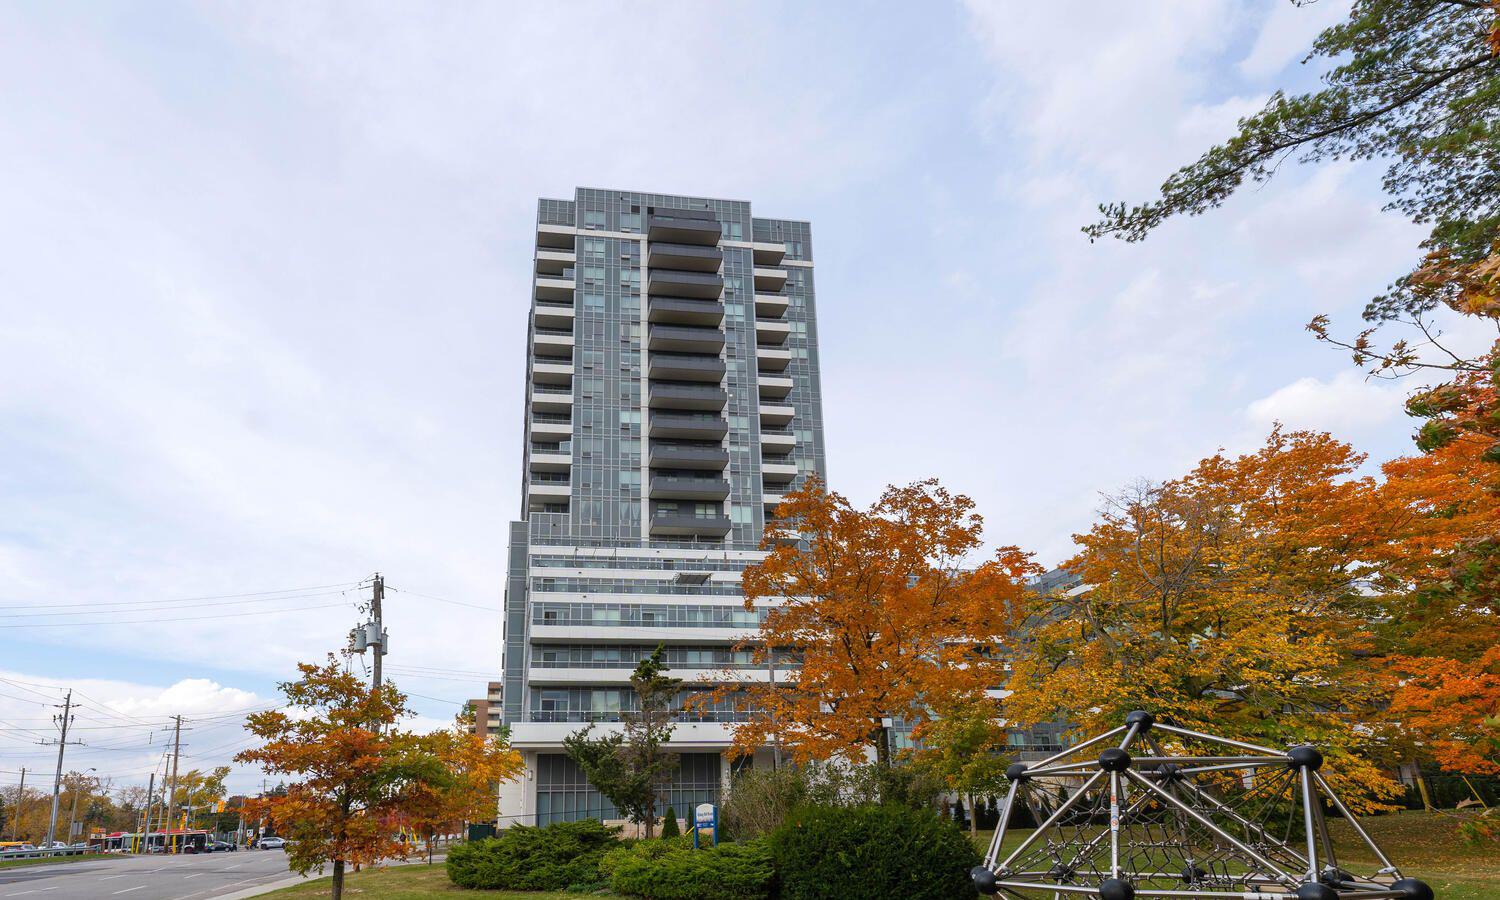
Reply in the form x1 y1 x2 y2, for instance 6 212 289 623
210 840 235 852
257 837 286 850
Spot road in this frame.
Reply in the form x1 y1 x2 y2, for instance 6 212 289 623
0 850 305 900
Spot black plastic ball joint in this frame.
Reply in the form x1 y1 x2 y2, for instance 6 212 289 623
1124 709 1155 731
1319 866 1353 887
1098 747 1132 772
1098 878 1135 900
1157 763 1183 783
1295 882 1338 900
1393 878 1435 900
1287 745 1324 771
1180 864 1206 885
970 866 998 895
1048 863 1075 882
1005 762 1031 782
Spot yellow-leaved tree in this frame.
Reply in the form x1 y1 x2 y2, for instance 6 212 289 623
1004 428 1403 808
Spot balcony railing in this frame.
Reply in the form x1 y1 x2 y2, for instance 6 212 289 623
528 709 760 724
533 412 572 424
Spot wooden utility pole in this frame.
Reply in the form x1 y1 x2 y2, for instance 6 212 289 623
165 716 182 854
9 768 24 840
371 574 384 689
43 691 75 847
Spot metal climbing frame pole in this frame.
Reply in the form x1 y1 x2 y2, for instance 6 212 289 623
1108 770 1122 879
1123 768 1298 887
1311 772 1400 876
1299 767 1320 881
984 779 1020 868
996 770 1106 873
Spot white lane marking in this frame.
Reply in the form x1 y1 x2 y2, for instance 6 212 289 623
223 863 242 870
111 888 146 895
99 874 131 880
184 873 201 878
3 890 38 897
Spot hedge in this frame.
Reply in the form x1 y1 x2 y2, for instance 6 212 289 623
607 837 776 900
445 819 618 891
770 804 979 900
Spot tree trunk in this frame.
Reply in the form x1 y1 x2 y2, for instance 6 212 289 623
331 859 345 900
968 793 978 838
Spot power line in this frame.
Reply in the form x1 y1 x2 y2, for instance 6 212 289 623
0 581 364 612
386 585 501 613
0 589 359 620
0 600 355 629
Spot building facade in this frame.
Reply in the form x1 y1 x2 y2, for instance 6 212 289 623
464 682 505 737
498 188 826 827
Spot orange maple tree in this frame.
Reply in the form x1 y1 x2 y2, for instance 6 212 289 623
237 657 449 900
1373 365 1500 777
704 477 1037 766
398 714 523 861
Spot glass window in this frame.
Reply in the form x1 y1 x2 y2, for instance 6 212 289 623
583 210 606 229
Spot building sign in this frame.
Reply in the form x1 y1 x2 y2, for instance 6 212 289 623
692 802 717 849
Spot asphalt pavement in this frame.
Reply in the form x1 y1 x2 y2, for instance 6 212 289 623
0 849 306 900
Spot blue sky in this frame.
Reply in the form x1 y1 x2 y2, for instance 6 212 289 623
0 1 1478 794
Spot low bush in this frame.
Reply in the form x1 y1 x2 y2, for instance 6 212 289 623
608 837 776 900
770 804 979 900
722 761 945 840
445 819 618 891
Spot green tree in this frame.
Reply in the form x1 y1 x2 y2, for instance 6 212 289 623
563 645 681 838
910 695 1012 838
1087 0 1500 367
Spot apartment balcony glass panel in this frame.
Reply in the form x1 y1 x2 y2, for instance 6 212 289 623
757 375 793 399
755 347 791 372
646 242 724 273
754 294 789 318
647 270 724 300
647 214 721 246
535 276 576 301
648 474 732 500
648 442 730 470
648 297 724 326
647 381 728 411
752 267 787 292
648 412 728 440
647 324 725 354
649 511 733 537
647 353 725 383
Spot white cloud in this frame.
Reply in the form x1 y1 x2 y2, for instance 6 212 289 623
1245 369 1407 434
1238 0 1351 81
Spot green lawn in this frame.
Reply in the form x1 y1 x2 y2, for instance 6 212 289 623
0 853 102 870
263 810 1497 899
259 863 571 898
974 810 1499 900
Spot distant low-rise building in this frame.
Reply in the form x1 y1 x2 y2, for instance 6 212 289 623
463 682 505 737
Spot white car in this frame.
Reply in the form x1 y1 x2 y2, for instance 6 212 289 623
257 837 286 850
